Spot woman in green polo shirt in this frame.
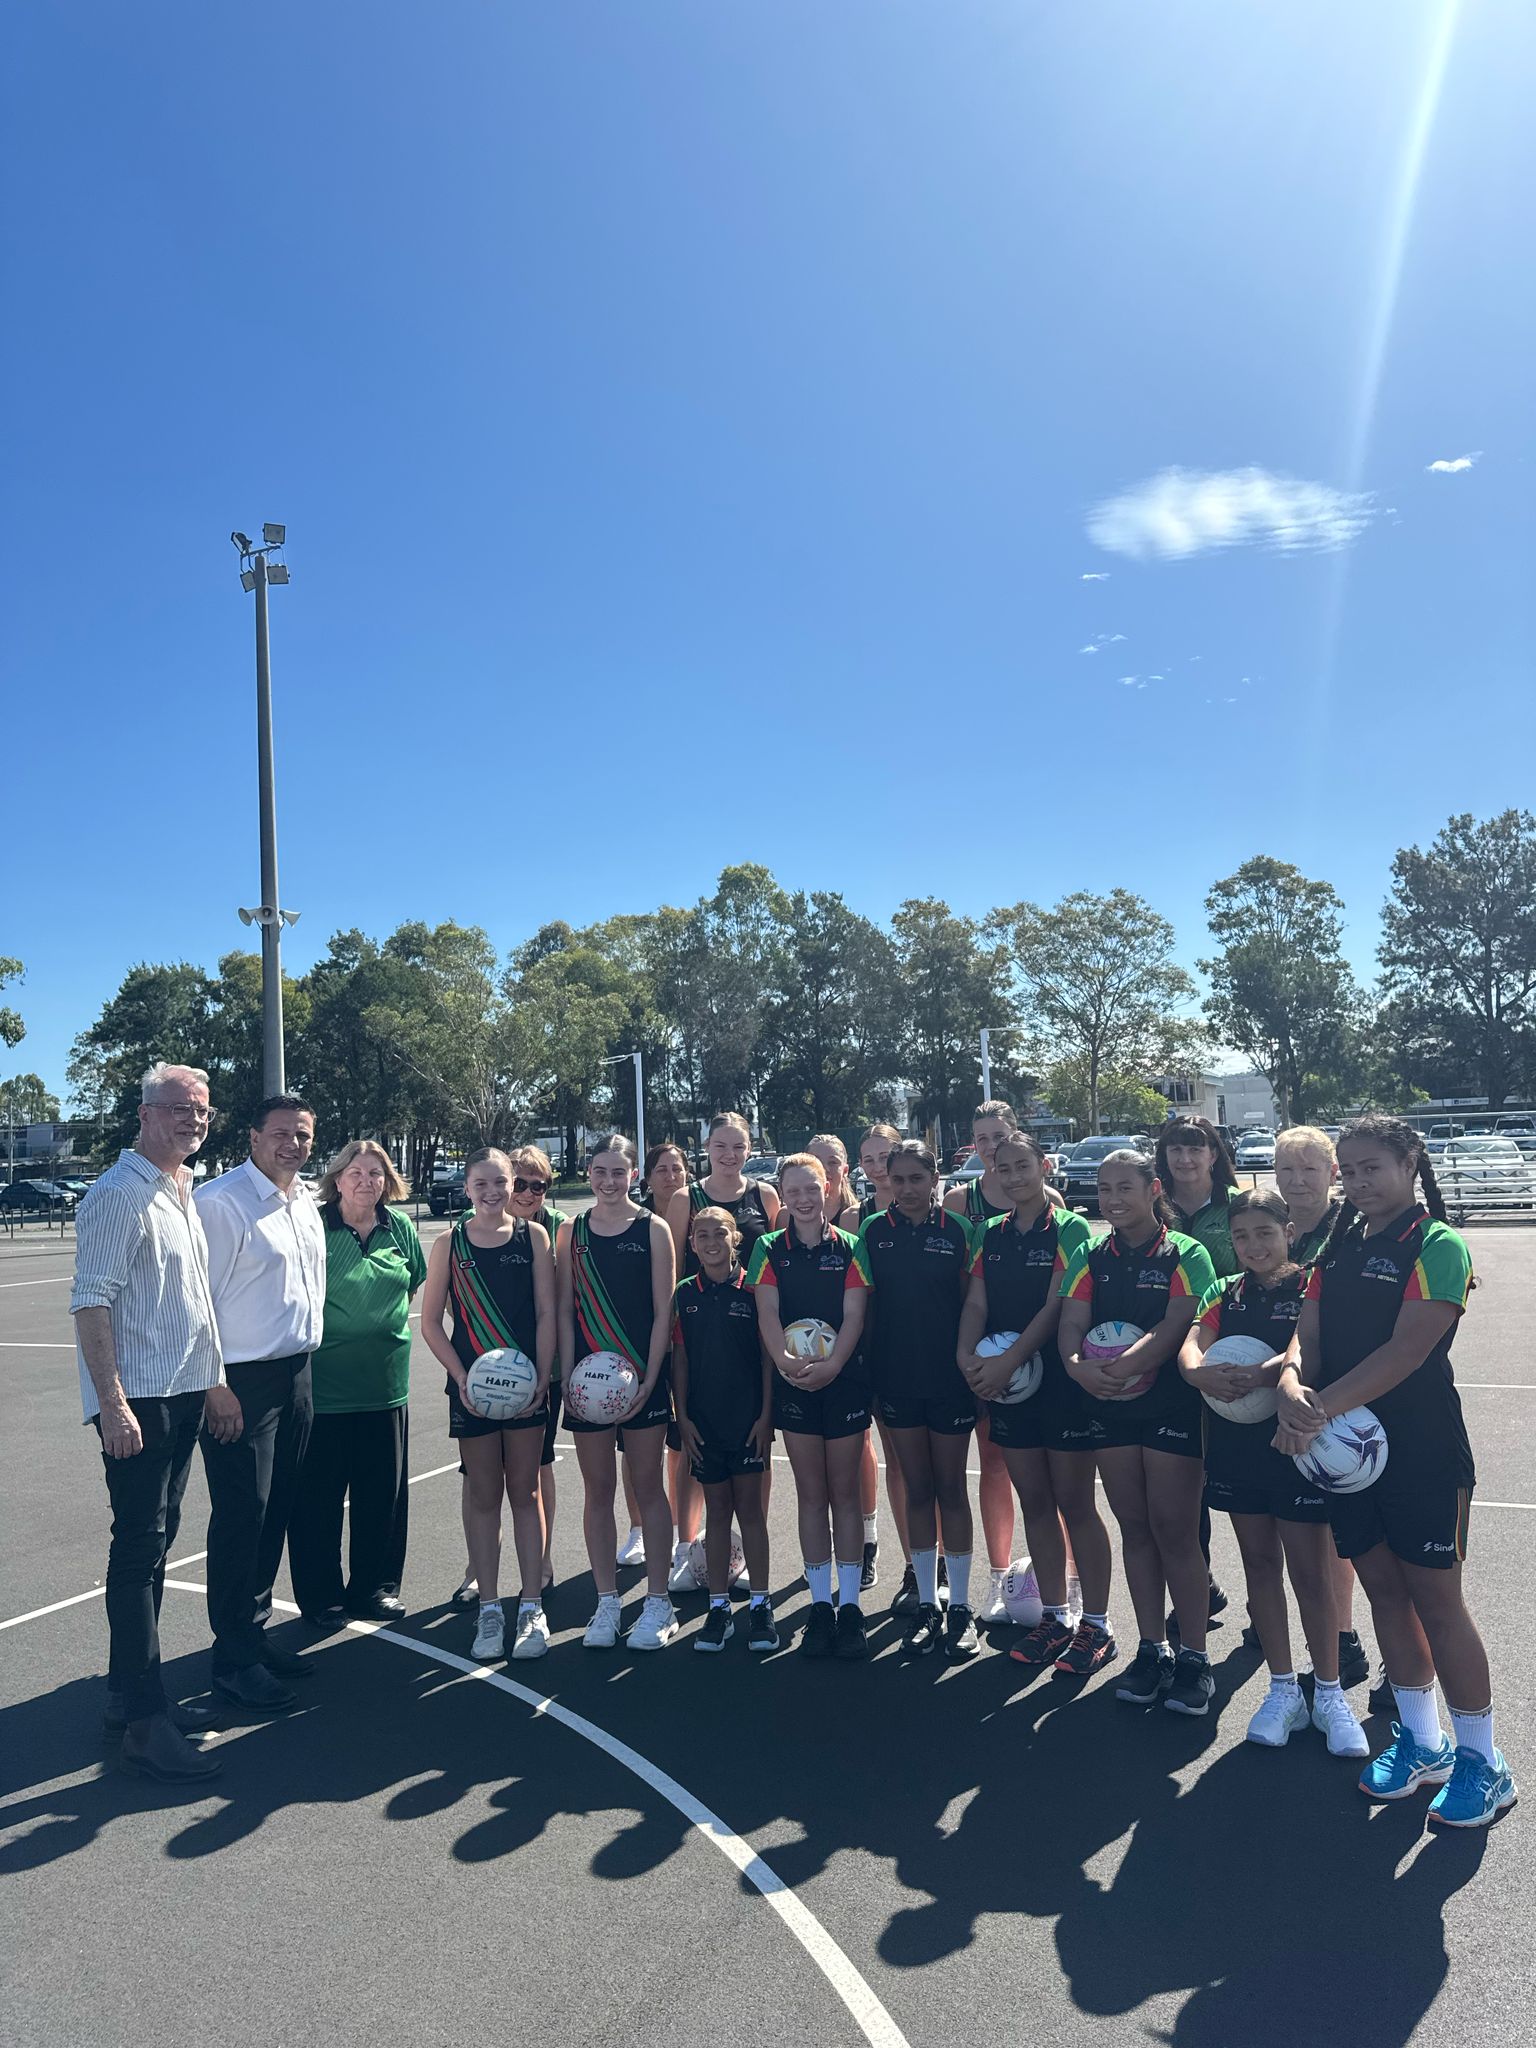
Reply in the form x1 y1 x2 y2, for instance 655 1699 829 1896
288 1139 426 1627
1155 1117 1242 1279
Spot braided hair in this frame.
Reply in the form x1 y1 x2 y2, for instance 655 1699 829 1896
1315 1113 1455 1267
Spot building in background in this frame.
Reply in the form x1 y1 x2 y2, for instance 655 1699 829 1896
1154 1071 1276 1131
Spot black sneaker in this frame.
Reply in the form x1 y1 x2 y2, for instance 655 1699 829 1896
937 1556 951 1608
1368 1663 1394 1716
747 1599 779 1653
1338 1630 1370 1690
892 1563 920 1613
904 1602 945 1655
1165 1649 1215 1717
945 1605 980 1661
835 1604 869 1660
1207 1579 1229 1622
801 1600 837 1658
449 1572 478 1609
1053 1619 1118 1678
1115 1642 1175 1705
694 1604 733 1654
1010 1614 1076 1668
860 1540 879 1593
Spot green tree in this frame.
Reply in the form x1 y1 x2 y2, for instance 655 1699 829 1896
760 892 904 1134
1201 856 1364 1123
1379 811 1536 1112
506 933 634 1170
998 890 1201 1134
1 1073 61 1123
892 899 1016 1154
0 956 25 1050
1043 1057 1168 1136
66 963 218 1159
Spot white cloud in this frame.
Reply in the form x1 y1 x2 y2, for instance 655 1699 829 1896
1081 571 1111 581
1079 643 1099 654
1086 466 1375 560
1426 452 1481 473
1105 632 1127 642
1119 675 1138 686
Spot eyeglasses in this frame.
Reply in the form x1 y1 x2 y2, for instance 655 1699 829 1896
153 1102 213 1121
513 1176 548 1196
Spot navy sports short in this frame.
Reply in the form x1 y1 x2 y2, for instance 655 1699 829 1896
446 1375 549 1442
1205 1465 1329 1523
1328 1475 1473 1569
691 1436 767 1486
878 1391 977 1436
772 1372 871 1440
541 1385 562 1466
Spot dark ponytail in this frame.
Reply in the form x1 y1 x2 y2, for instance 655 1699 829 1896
1325 1113 1468 1276
1416 1147 1449 1224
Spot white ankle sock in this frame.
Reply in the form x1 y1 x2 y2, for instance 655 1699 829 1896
863 1512 878 1544
1449 1703 1496 1763
946 1552 973 1610
913 1549 939 1606
805 1560 833 1605
836 1561 863 1610
1392 1680 1443 1751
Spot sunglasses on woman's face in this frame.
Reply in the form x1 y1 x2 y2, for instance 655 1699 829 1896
513 1176 548 1196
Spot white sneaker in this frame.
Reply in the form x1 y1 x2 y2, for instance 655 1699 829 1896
628 1594 680 1651
1246 1682 1309 1747
510 1607 551 1660
1065 1573 1083 1628
1312 1686 1370 1758
667 1544 703 1594
583 1595 623 1649
979 1568 1010 1625
471 1605 505 1662
616 1527 646 1567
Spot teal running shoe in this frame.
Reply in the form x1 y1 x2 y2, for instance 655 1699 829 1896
1358 1724 1456 1800
1428 1747 1518 1829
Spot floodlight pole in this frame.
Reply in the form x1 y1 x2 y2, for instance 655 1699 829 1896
979 1028 993 1101
252 553 286 1096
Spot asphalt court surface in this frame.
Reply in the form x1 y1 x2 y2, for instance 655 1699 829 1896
3 1219 1534 2048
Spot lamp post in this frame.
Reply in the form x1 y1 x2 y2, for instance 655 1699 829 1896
979 1027 993 1101
232 526 300 1096
604 1051 646 1169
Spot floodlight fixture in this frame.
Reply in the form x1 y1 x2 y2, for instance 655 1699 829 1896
263 523 286 546
240 569 257 591
232 531 253 553
266 562 289 585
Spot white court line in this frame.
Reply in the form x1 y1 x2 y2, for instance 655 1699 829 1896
0 1464 464 1632
0 1275 73 1289
147 1584 908 2048
0 1341 74 1348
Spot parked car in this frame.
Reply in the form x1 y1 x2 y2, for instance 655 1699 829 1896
0 1178 74 1213
1234 1131 1277 1170
1437 1137 1536 1214
743 1153 781 1188
54 1177 90 1197
949 1150 985 1183
1495 1114 1536 1136
427 1171 469 1218
1059 1135 1153 1214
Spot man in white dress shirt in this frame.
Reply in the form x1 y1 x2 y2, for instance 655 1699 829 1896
71 1062 239 1783
195 1094 326 1713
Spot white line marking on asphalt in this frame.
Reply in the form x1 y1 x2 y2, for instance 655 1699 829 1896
0 1585 113 1630
0 1275 73 1288
226 1589 914 2048
1457 1383 1536 1390
0 1340 74 1347
1472 1500 1536 1511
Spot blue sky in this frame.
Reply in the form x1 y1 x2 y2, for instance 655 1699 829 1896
5 1 1532 1101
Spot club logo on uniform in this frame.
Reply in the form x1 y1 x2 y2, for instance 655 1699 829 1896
1362 1256 1404 1282
1137 1268 1170 1289
613 1240 648 1254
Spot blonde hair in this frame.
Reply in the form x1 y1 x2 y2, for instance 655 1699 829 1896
778 1151 827 1185
807 1133 849 1171
141 1061 210 1102
1275 1125 1337 1163
707 1111 752 1144
509 1143 556 1183
319 1138 408 1207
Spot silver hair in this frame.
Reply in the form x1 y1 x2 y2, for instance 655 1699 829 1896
140 1061 211 1103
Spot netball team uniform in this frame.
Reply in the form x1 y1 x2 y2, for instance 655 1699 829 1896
445 1217 548 1439
1198 1270 1327 1523
970 1205 1093 1452
567 1210 672 1435
672 1264 766 1482
1056 1226 1219 1455
1173 1189 1239 1279
745 1225 871 1440
858 1206 976 1434
684 1179 775 1277
1307 1206 1475 1567
961 1179 1007 1229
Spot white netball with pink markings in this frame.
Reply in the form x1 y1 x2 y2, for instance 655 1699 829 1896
1083 1320 1155 1401
565 1351 639 1423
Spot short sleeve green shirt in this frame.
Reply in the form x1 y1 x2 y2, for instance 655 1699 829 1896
310 1204 427 1414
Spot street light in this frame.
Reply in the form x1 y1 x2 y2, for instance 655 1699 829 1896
232 525 299 1095
603 1051 646 1172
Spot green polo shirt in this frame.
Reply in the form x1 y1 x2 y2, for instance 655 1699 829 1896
310 1204 427 1414
1172 1186 1240 1279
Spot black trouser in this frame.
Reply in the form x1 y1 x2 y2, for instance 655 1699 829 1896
200 1354 312 1673
287 1406 410 1616
94 1391 205 1721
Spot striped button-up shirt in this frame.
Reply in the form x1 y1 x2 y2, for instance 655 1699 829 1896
70 1149 224 1420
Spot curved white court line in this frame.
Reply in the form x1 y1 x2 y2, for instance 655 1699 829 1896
150 1582 910 2048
